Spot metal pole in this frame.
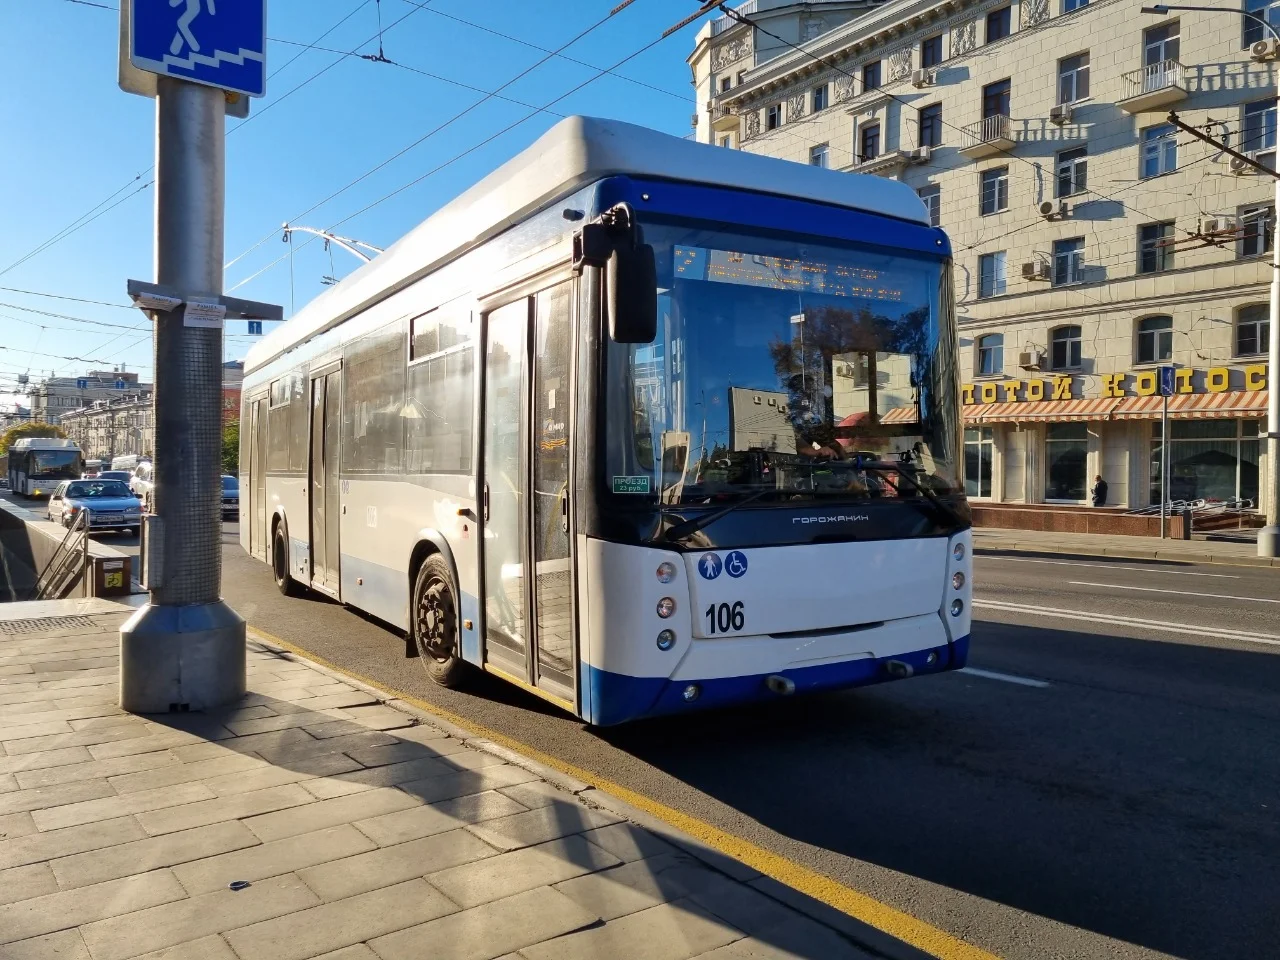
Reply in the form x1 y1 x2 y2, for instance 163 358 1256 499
1161 392 1169 539
119 77 246 712
1259 170 1280 556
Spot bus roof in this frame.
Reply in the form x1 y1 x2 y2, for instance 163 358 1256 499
245 115 931 375
10 438 79 451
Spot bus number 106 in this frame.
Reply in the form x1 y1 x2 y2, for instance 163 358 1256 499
705 601 745 635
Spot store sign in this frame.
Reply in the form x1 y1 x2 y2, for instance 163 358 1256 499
962 365 1268 404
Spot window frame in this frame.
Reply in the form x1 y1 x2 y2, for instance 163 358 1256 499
921 34 944 68
986 6 1012 43
1242 98 1277 157
859 124 881 162
979 166 1010 216
1053 238 1085 287
1137 221 1175 275
811 83 829 112
978 253 1008 300
765 103 782 130
1244 0 1280 46
809 143 831 167
918 184 941 227
1135 315 1174 365
1140 124 1178 178
1055 146 1088 198
1235 303 1271 356
982 78 1012 119
1238 204 1274 258
976 333 1005 374
1058 52 1090 104
1063 0 1089 12
1143 21 1180 66
862 60 881 91
1049 324 1084 370
918 103 943 147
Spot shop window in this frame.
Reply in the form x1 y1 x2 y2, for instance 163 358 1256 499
965 427 995 498
977 333 1004 374
1135 315 1173 364
1050 324 1082 369
1138 222 1175 274
1236 303 1270 356
921 34 943 68
1150 420 1260 507
1045 422 1088 501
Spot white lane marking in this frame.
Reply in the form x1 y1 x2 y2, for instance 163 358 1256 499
975 599 1280 647
957 667 1050 688
978 556 1240 579
1066 581 1280 604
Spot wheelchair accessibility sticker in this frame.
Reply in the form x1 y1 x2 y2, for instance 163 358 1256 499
725 551 748 578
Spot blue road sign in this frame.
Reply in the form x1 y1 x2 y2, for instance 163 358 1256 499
247 320 262 336
131 0 267 98
115 380 127 390
1158 365 1176 397
76 379 88 390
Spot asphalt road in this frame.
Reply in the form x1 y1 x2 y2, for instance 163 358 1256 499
127 524 1280 960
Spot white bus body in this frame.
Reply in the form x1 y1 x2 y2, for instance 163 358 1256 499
7 438 83 497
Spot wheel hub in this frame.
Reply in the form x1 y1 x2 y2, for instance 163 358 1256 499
417 580 455 663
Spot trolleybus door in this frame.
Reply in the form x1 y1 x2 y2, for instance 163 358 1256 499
250 397 268 559
308 367 343 596
480 281 577 705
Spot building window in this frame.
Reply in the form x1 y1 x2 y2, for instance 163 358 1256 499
1136 315 1174 364
1239 204 1274 257
719 76 731 94
978 253 1008 299
1242 99 1277 168
862 60 881 91
921 34 943 67
1045 422 1089 501
736 70 746 84
812 84 829 112
1236 303 1271 356
1138 222 1175 274
977 333 1005 374
1050 324 1083 369
965 427 995 498
1245 0 1280 46
810 143 830 168
982 79 1011 119
719 135 732 149
1056 146 1088 197
1140 124 1177 177
1052 239 1084 287
918 184 941 226
1058 53 1090 104
979 167 1009 215
1064 0 1089 12
1144 22 1180 65
858 125 880 162
1150 419 1260 506
919 104 943 146
986 6 1011 42
766 104 781 130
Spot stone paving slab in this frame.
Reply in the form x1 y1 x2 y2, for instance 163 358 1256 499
0 601 891 960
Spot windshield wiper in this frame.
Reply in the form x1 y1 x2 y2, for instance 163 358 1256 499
661 488 773 543
852 456 966 528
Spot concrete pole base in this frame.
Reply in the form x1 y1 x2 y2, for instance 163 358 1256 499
1259 525 1280 559
119 600 246 713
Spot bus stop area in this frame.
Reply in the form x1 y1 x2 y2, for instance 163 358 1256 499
0 596 924 960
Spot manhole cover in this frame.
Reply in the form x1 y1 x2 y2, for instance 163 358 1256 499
0 615 101 635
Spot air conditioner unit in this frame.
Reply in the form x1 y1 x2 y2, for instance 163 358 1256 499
1021 261 1051 281
1039 199 1069 219
1251 38 1280 61
911 68 935 88
1018 350 1045 370
906 145 932 163
1230 155 1251 174
1199 216 1236 236
1049 104 1073 125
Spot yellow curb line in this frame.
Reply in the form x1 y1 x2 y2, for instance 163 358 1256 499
250 627 1001 960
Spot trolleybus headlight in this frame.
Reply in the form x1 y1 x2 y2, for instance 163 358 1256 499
656 630 676 651
926 650 940 665
682 684 700 702
656 562 676 584
953 542 966 561
656 597 676 619
950 599 964 617
952 572 965 590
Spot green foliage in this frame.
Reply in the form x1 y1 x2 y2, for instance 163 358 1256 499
222 419 240 475
0 422 67 456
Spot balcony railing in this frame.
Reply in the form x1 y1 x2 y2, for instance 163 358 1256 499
960 114 1015 158
712 0 757 34
1119 60 1186 111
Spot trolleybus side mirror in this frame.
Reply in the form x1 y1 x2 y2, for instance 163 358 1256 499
606 242 657 344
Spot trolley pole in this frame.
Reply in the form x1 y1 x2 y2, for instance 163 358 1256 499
1261 169 1280 557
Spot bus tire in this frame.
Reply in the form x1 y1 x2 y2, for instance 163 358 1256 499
272 527 302 597
412 555 469 689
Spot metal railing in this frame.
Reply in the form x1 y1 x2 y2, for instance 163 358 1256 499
712 0 756 34
31 509 89 600
962 114 1012 147
1121 59 1184 100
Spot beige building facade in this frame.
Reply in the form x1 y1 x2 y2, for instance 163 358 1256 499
690 0 1274 513
58 396 154 463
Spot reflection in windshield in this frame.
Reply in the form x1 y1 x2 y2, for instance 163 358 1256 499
32 451 81 475
66 481 133 499
605 221 962 506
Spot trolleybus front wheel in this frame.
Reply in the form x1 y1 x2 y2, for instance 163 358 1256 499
412 555 470 689
273 527 303 597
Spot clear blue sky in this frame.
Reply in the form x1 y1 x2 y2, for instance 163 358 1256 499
0 0 706 411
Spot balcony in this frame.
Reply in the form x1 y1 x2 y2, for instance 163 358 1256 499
710 102 739 132
711 0 756 35
960 114 1015 160
852 150 910 177
1118 60 1186 113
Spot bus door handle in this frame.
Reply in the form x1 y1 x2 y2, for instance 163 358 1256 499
560 493 569 533
483 483 490 522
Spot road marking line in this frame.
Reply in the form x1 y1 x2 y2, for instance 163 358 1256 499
248 626 1001 960
1065 581 1280 604
975 599 1280 647
958 667 1050 688
978 556 1240 578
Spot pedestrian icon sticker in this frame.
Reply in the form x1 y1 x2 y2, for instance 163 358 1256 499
698 553 722 580
131 0 268 98
725 551 748 578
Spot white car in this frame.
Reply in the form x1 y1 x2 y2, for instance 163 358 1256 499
129 462 154 510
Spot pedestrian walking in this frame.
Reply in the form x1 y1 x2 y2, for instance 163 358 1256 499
1091 474 1108 507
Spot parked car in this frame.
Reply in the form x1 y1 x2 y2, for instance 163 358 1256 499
129 461 154 510
221 475 239 521
45 479 143 534
98 470 131 483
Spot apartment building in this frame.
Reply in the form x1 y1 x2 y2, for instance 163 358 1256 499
690 0 1274 512
58 395 154 462
27 369 151 426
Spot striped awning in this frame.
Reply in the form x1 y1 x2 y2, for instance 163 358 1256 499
964 397 1123 423
1111 390 1269 420
879 406 920 424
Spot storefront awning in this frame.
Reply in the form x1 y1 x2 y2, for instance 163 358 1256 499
963 397 1123 423
879 406 920 424
1111 390 1269 420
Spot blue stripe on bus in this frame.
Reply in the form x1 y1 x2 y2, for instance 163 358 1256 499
580 635 970 727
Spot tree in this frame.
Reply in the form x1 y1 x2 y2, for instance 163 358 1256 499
222 419 240 475
0 422 66 457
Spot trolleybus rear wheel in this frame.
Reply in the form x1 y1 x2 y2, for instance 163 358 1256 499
412 555 469 688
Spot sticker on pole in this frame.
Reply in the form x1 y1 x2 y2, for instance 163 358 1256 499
131 0 268 99
185 297 227 328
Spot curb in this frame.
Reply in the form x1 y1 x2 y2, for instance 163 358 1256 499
973 539 1278 568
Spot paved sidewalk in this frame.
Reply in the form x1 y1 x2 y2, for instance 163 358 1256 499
974 527 1278 567
0 598 919 960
